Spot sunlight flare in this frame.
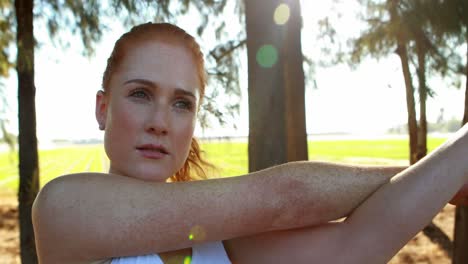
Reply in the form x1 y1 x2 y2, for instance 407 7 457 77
189 225 207 241
256 45 278 68
274 3 290 25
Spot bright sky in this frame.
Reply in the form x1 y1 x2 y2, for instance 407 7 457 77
1 1 465 144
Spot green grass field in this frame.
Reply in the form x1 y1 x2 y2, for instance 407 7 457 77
0 137 447 191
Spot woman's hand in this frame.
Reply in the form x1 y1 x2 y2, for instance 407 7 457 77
449 183 468 206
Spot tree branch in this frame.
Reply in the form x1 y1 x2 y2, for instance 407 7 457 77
209 39 246 63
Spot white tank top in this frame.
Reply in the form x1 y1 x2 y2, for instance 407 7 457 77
110 241 231 264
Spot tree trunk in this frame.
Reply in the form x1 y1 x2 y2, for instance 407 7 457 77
416 40 427 161
15 0 39 263
245 0 308 172
397 42 418 165
452 35 468 264
389 0 418 165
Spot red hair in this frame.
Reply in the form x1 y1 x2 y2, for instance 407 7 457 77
102 22 212 181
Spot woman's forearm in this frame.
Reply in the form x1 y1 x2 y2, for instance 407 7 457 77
259 161 405 229
341 124 468 263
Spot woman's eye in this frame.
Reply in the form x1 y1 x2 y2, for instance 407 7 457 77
174 100 193 110
130 89 149 99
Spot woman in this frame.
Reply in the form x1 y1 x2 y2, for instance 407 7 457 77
32 22 468 264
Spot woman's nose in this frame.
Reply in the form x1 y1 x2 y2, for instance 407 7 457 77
145 106 169 136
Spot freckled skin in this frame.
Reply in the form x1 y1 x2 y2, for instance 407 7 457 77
33 24 468 264
96 41 200 182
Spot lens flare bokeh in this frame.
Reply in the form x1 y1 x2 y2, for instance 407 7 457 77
274 3 290 25
188 225 207 241
256 45 278 68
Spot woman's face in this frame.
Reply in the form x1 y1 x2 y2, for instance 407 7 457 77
96 40 200 182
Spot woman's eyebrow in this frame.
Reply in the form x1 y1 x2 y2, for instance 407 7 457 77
174 88 196 100
124 78 197 99
123 78 155 87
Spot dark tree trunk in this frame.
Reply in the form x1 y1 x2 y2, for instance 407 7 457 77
389 0 418 165
416 41 427 161
452 36 468 264
245 0 308 172
397 43 418 165
15 0 39 263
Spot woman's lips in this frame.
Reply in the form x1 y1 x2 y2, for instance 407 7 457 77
136 144 169 159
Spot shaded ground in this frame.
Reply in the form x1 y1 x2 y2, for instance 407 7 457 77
0 191 20 264
0 191 456 264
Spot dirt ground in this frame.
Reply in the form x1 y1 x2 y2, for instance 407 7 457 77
0 191 20 264
0 191 457 264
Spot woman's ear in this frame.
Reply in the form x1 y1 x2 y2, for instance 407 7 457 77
95 90 108 130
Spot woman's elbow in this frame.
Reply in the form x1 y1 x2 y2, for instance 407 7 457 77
33 175 82 231
34 176 67 219
33 176 72 261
